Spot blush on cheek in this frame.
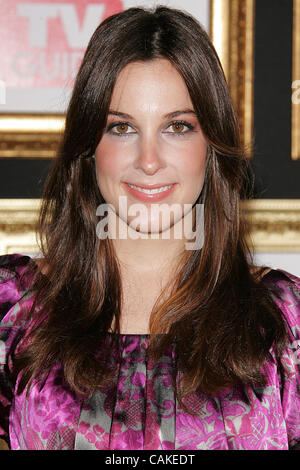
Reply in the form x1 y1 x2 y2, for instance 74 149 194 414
95 143 135 190
97 155 117 175
185 148 206 173
95 148 119 178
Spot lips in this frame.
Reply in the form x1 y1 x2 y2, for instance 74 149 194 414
123 182 176 201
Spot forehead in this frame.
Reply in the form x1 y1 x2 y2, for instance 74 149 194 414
109 58 193 111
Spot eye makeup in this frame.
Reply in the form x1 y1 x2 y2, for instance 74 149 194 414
105 120 195 137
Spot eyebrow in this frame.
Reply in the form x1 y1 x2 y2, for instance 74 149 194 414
107 109 197 120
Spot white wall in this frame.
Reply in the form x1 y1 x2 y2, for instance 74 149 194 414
253 252 300 278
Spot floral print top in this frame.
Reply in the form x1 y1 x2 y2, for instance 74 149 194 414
0 253 300 450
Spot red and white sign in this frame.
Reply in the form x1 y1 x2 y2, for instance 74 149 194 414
0 0 209 112
0 0 123 88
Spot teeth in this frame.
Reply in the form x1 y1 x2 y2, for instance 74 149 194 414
127 184 173 194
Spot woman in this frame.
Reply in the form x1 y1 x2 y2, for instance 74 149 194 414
0 6 299 450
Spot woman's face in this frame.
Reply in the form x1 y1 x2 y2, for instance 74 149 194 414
95 58 207 235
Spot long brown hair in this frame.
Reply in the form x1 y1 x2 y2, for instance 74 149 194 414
14 5 287 413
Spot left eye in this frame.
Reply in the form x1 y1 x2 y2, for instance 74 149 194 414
166 121 193 134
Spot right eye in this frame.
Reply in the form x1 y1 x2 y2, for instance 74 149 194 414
106 122 136 136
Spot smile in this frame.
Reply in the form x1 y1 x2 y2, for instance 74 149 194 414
123 182 176 201
127 183 173 194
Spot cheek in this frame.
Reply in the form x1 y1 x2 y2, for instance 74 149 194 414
95 140 125 182
178 141 207 183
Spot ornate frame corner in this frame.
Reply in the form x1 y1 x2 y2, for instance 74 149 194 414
0 199 40 254
242 199 300 252
0 113 65 158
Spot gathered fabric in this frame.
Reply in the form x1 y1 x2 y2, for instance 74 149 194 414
0 253 299 450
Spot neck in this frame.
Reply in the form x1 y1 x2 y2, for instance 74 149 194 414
110 217 189 275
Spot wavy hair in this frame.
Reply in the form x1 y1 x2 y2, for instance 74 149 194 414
14 5 287 413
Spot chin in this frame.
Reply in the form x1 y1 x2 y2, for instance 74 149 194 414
127 218 174 237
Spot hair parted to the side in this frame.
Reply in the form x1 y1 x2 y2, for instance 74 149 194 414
13 5 287 414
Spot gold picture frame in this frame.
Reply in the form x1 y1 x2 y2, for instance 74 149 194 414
0 113 64 158
0 199 40 255
0 0 299 255
210 0 300 253
210 0 255 157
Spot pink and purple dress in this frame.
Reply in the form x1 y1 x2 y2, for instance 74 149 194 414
0 253 300 450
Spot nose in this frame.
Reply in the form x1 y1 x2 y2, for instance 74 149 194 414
134 135 166 175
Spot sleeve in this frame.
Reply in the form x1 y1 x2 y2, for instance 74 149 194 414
265 268 300 450
0 253 32 446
